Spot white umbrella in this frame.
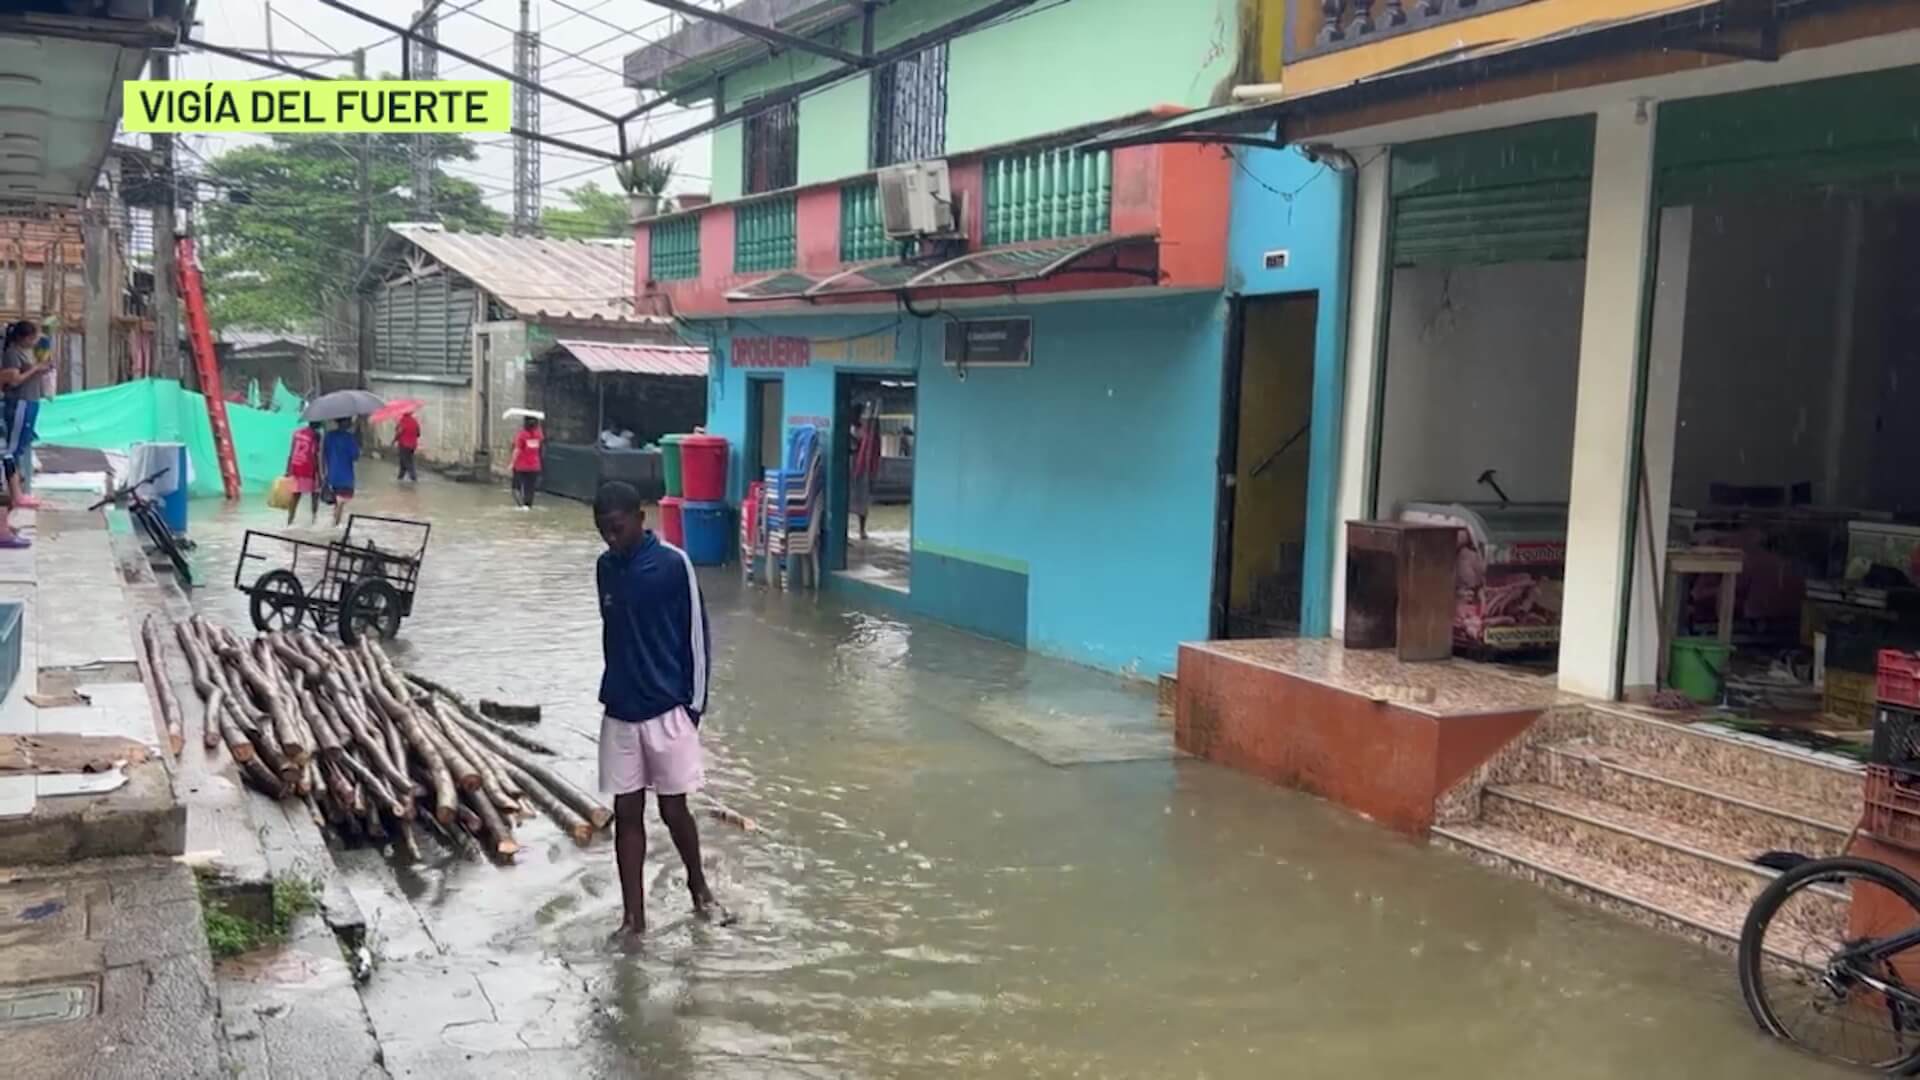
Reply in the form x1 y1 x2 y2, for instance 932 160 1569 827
302 389 386 422
502 407 546 421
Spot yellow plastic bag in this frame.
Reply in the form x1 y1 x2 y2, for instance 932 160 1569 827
266 475 296 511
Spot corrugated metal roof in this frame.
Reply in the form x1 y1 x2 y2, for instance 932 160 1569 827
556 339 708 377
387 224 655 325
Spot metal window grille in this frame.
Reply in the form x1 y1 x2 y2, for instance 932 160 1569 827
871 42 949 167
742 98 799 195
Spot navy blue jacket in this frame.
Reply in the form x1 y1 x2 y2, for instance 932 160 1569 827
598 532 710 723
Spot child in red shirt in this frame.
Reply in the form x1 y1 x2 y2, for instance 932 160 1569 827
285 422 322 525
510 417 544 509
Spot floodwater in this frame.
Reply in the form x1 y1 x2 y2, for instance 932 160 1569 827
187 473 1849 1078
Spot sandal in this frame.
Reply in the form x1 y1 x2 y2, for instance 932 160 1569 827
0 536 30 549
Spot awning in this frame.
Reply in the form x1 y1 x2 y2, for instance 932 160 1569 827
1077 0 1731 152
724 234 1159 304
552 339 709 377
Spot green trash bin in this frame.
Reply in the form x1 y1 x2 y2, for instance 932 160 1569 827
661 434 688 498
1668 637 1732 704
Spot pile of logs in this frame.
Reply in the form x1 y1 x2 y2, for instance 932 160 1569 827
142 615 611 861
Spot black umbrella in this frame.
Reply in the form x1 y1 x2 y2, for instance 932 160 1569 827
301 390 385 423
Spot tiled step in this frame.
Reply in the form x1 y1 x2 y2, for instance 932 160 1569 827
1480 783 1847 938
1565 705 1863 820
1537 741 1854 859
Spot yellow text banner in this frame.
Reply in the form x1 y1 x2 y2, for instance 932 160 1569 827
123 81 512 133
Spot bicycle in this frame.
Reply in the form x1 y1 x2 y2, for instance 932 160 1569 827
90 466 194 586
1739 852 1920 1072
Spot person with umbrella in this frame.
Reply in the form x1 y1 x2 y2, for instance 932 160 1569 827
284 421 324 526
302 390 383 526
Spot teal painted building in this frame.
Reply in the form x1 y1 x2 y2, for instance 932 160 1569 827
627 0 1351 676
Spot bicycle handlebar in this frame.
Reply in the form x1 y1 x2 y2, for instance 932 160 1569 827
87 466 173 512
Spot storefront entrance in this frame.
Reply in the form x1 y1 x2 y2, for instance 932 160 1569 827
836 372 916 594
1621 66 1920 760
1215 294 1316 639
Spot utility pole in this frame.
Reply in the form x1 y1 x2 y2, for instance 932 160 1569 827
512 0 540 235
354 47 373 387
411 5 438 217
150 49 180 382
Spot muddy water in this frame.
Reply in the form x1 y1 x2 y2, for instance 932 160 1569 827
187 476 1847 1078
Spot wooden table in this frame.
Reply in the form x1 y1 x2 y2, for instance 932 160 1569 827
1660 546 1746 685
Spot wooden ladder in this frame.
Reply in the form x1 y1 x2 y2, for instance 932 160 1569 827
175 234 240 500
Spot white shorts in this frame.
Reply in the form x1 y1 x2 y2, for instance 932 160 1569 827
598 708 704 797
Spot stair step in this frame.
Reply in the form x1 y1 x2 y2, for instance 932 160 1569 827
1569 705 1862 818
1538 741 1854 858
1481 783 1846 934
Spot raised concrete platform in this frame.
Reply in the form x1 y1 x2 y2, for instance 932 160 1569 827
1175 638 1568 832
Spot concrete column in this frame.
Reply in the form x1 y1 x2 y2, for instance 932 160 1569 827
1623 206 1692 691
82 216 111 390
1327 147 1391 640
1558 102 1660 700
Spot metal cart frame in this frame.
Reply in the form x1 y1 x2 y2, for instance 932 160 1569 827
233 514 432 643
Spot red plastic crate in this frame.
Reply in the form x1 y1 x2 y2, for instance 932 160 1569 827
1879 649 1920 709
1864 765 1920 851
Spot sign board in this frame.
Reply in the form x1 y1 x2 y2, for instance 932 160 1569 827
732 333 897 369
943 318 1032 368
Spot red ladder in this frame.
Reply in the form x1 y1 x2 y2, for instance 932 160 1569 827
175 235 241 501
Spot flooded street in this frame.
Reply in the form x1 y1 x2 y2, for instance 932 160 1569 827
185 474 1844 1078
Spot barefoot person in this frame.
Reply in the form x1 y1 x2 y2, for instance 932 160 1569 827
593 480 724 944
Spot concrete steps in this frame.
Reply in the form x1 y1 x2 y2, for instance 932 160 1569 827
1435 705 1861 950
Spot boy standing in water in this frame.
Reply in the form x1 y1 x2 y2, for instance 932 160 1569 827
592 481 727 947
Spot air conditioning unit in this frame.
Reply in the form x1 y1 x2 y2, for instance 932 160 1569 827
877 160 956 240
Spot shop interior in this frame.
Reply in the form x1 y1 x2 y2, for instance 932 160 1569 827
1622 192 1920 756
1372 254 1586 671
841 375 916 593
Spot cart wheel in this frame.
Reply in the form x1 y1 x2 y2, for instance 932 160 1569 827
249 570 306 632
340 579 402 645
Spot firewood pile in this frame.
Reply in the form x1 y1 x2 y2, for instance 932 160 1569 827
141 615 610 861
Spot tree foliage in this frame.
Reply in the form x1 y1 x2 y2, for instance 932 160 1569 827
196 133 505 332
540 182 629 241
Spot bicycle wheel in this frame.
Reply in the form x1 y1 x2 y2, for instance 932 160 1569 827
135 502 193 587
1739 855 1920 1071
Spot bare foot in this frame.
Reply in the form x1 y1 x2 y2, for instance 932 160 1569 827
608 924 646 952
693 898 736 927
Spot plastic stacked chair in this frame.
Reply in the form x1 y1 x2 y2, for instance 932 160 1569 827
761 426 824 590
739 480 765 584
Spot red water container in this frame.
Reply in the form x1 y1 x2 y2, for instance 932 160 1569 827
679 434 730 502
659 496 685 548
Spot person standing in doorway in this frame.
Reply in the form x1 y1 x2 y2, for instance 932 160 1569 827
322 418 359 527
285 422 324 526
592 480 726 947
394 410 421 483
510 416 544 510
0 321 51 510
849 400 881 541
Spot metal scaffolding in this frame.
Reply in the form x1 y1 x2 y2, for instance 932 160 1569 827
512 0 540 235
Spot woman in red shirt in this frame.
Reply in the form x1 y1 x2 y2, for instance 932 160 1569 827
510 416 544 509
284 422 323 525
393 411 421 483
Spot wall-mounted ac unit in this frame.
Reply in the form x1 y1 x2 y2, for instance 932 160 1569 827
878 160 956 240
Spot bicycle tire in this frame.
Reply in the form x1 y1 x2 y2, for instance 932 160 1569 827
134 502 193 586
1738 854 1920 1072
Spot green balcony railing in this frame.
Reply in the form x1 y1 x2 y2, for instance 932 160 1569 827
735 194 798 273
648 215 700 281
840 180 892 263
983 145 1111 247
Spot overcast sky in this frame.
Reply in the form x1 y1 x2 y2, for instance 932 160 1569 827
175 0 722 215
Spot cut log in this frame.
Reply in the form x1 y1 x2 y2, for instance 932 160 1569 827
461 788 519 860
495 757 594 844
201 686 226 751
140 617 185 756
174 620 217 700
452 715 611 830
478 699 542 726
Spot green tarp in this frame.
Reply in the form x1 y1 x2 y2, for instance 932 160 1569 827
36 379 302 497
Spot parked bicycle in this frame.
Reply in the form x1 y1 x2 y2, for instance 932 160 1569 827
89 466 193 586
1739 852 1920 1071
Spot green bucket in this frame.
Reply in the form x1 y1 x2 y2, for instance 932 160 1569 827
661 434 688 498
1668 637 1732 704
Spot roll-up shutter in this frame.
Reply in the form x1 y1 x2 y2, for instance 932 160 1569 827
1657 65 1920 207
1390 116 1596 268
